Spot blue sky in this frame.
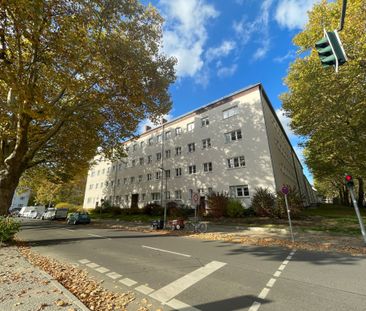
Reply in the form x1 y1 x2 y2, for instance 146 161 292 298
140 0 319 184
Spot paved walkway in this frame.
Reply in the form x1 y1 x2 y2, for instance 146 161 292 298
0 245 89 311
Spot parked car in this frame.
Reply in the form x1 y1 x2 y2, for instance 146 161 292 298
42 208 68 220
67 212 91 225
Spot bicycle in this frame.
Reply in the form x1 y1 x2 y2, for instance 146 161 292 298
185 218 208 233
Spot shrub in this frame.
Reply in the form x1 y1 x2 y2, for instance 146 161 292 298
274 186 304 219
227 199 244 218
142 203 163 216
55 202 81 213
207 192 229 218
0 217 21 243
167 202 195 218
251 187 275 217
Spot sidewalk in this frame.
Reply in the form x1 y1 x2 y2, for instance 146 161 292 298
0 245 89 311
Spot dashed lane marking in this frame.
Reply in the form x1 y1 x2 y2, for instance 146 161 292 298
87 233 103 238
119 278 138 287
95 267 110 273
248 249 297 311
135 285 154 295
78 259 90 264
106 272 122 280
86 262 100 268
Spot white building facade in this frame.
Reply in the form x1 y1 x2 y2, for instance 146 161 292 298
83 84 316 210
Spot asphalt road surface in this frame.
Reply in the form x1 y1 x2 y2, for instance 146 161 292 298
18 219 366 311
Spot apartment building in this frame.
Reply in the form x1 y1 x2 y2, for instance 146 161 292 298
83 83 316 210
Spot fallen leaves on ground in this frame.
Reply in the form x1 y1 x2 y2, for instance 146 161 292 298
17 243 141 311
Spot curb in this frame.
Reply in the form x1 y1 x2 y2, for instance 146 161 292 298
38 269 91 311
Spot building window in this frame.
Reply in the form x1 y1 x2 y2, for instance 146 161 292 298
188 143 195 153
89 184 93 190
175 190 182 200
225 129 242 143
139 157 144 165
125 195 129 202
189 189 193 200
155 171 161 180
201 117 209 127
130 177 135 183
105 181 109 187
227 156 245 168
147 173 152 181
140 141 144 148
152 192 160 201
175 168 182 176
111 180 114 186
132 159 136 167
175 146 182 156
138 175 143 183
165 191 170 199
156 152 162 161
123 178 127 184
165 131 171 140
117 179 120 186
142 193 146 201
147 155 152 164
203 162 213 172
223 106 238 119
148 137 153 145
133 144 137 151
157 134 162 143
202 138 211 149
187 122 195 132
230 185 250 197
188 165 196 174
165 169 171 179
165 150 171 158
175 127 182 135
95 183 99 189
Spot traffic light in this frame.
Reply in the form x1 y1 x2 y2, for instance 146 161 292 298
345 174 354 188
315 29 347 72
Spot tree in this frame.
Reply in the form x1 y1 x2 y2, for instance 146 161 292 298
0 0 176 214
281 0 366 201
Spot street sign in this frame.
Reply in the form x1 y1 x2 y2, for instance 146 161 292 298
281 186 289 195
192 192 200 205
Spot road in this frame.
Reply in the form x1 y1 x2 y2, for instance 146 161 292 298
18 219 366 311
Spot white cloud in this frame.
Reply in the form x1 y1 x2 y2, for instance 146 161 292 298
206 41 236 62
233 0 273 60
276 108 297 140
158 0 219 78
275 0 319 30
217 64 238 78
274 50 296 63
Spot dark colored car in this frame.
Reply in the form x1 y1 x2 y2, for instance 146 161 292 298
67 212 91 225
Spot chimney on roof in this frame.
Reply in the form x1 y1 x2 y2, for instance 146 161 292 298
144 125 151 132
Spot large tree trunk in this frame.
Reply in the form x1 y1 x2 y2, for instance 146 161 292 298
358 177 364 208
0 170 22 215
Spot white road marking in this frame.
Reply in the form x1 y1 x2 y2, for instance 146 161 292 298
119 278 137 287
107 272 122 280
78 259 90 264
88 233 103 238
266 278 276 288
65 229 75 232
258 288 270 299
166 298 200 311
249 250 296 311
135 285 154 295
95 267 110 273
86 262 100 268
248 301 261 311
142 245 191 258
149 261 226 303
273 271 282 277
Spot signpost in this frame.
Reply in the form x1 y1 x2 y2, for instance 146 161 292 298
281 186 295 243
192 192 199 220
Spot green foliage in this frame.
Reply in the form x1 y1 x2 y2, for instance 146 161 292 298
54 202 82 213
142 203 163 216
0 217 21 243
251 188 276 217
226 199 244 218
0 0 176 215
281 0 366 196
207 192 229 218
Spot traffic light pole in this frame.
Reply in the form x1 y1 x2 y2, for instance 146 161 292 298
348 186 366 245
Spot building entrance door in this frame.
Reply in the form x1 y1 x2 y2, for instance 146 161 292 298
131 194 139 209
